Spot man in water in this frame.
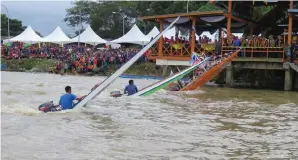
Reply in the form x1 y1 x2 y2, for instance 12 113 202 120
124 80 138 96
59 86 85 110
184 75 193 85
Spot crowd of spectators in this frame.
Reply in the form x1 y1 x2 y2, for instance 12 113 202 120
223 33 288 48
1 42 146 74
162 33 212 46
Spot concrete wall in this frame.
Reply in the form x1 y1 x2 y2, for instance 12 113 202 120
156 59 190 66
294 72 298 90
225 61 298 91
233 62 284 70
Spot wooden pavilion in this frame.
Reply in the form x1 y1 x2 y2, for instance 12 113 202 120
141 0 297 65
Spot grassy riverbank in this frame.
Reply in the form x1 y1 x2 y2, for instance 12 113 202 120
1 58 57 72
1 58 164 76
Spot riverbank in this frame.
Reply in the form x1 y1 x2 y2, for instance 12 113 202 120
1 58 165 77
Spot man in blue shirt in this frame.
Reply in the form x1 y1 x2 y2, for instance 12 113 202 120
59 86 85 110
233 36 242 56
124 80 138 96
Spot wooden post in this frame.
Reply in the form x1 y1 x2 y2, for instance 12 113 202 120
191 17 196 53
287 0 293 46
284 29 287 45
158 20 164 57
227 0 232 36
218 28 222 55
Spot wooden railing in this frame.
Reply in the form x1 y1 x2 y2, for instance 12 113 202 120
148 43 192 60
148 44 159 57
148 44 290 63
148 43 214 60
221 46 285 60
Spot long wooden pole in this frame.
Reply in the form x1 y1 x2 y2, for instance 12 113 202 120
227 0 232 36
75 17 181 108
158 20 164 57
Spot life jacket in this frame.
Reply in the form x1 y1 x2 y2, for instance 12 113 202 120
79 64 84 69
88 65 93 70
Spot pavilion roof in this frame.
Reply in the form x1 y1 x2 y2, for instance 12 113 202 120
141 10 247 35
141 1 298 36
213 1 298 35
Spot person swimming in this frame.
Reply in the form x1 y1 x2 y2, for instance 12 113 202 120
124 80 138 96
59 86 86 110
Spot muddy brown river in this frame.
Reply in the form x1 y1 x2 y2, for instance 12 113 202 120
1 71 298 159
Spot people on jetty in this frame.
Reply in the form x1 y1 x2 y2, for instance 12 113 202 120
124 80 138 96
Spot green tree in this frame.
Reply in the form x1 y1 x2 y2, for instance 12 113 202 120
1 14 25 37
74 28 85 36
35 30 43 37
64 1 207 39
197 3 222 12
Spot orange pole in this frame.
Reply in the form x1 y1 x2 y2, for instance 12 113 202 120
284 29 287 46
227 0 232 36
191 17 196 53
158 20 164 57
287 0 293 46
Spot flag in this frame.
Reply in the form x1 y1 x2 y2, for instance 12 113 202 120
190 52 200 66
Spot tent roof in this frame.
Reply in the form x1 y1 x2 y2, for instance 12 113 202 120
41 26 70 43
111 24 150 45
163 27 176 39
9 25 42 43
146 26 160 39
70 26 107 44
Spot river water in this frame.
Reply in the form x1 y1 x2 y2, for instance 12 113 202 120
1 71 298 159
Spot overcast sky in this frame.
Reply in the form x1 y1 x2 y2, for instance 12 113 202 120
1 1 75 37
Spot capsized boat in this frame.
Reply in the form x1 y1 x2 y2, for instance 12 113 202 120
73 16 181 108
120 55 212 97
181 49 242 91
123 49 241 97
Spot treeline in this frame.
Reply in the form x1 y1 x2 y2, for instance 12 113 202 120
64 1 221 39
1 14 25 38
1 14 42 39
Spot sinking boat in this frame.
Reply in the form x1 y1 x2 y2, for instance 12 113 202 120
133 56 211 96
132 49 242 96
69 17 181 108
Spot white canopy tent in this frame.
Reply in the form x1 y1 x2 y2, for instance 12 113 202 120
163 27 176 39
110 24 150 45
69 26 107 45
41 26 70 44
3 25 42 43
146 26 160 39
178 30 189 40
105 42 121 49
